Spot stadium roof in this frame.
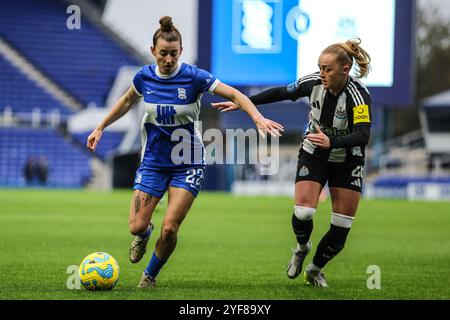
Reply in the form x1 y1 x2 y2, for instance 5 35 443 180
421 89 450 108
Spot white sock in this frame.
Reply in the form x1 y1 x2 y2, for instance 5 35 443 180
331 212 354 228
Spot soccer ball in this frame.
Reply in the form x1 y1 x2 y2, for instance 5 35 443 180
79 252 120 291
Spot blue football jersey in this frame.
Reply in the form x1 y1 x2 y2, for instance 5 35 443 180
132 63 220 169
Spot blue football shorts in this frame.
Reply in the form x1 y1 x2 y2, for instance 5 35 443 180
133 166 206 198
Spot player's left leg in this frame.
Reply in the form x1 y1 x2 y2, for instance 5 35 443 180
305 187 360 287
138 187 196 288
157 187 195 260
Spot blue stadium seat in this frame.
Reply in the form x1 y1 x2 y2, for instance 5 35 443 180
0 127 92 187
373 176 450 187
0 0 140 107
72 131 124 160
0 55 73 117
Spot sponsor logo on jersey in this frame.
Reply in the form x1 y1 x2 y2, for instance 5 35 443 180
310 118 349 136
156 105 177 125
298 166 309 177
178 88 187 100
322 127 350 137
353 104 370 124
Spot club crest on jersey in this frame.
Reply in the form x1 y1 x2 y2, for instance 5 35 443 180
177 88 187 100
335 106 347 119
298 166 309 177
135 172 142 184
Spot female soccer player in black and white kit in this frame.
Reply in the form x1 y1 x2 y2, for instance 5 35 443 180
212 39 372 287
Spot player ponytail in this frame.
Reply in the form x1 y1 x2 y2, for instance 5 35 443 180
153 16 182 47
322 38 371 78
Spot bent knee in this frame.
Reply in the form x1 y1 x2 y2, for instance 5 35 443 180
161 223 179 239
294 206 316 221
129 219 149 236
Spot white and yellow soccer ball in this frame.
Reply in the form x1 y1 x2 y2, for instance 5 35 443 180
79 252 120 291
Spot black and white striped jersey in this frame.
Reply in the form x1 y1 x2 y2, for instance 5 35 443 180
250 72 372 164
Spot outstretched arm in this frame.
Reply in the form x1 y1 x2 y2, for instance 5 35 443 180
211 86 290 113
213 83 284 137
87 86 141 152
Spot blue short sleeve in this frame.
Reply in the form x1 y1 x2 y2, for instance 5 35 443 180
195 68 219 93
132 69 144 96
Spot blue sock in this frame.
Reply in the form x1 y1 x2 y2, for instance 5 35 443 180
138 225 152 239
144 252 166 278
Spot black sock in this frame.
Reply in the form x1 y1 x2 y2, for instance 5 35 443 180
292 214 313 245
312 224 351 268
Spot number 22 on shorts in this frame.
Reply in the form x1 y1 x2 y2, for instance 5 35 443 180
185 168 204 187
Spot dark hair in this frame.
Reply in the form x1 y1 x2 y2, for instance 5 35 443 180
322 38 371 78
152 16 182 47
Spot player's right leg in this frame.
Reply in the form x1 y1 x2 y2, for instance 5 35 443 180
129 169 167 264
128 189 161 263
288 151 327 279
287 181 322 278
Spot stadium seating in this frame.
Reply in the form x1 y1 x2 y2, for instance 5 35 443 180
373 176 450 187
0 54 74 118
0 0 140 107
0 127 92 187
366 175 450 199
72 131 124 160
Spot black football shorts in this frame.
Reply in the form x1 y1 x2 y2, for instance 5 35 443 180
295 150 364 193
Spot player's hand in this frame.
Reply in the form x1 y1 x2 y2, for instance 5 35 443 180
306 124 330 148
211 101 240 112
255 116 284 138
87 128 103 153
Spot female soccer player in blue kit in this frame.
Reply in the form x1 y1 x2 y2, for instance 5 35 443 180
87 16 283 288
212 39 372 287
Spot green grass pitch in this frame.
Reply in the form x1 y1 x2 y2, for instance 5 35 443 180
0 189 449 300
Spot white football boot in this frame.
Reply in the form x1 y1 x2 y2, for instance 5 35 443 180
286 240 311 279
304 263 328 287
